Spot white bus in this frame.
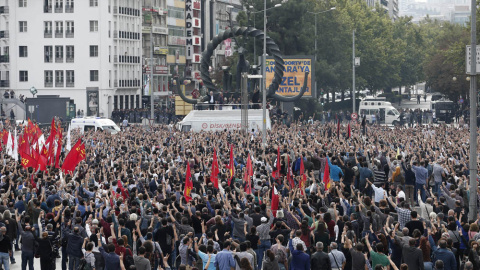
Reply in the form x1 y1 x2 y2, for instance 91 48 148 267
358 97 401 125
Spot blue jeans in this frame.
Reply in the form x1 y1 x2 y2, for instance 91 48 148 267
415 183 426 203
68 255 81 270
233 236 246 243
21 251 34 270
257 240 271 269
0 252 10 270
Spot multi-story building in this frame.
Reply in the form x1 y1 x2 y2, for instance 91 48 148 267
0 0 142 118
366 0 398 20
166 0 186 85
142 0 169 107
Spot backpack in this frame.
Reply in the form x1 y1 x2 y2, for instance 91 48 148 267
123 248 135 269
140 217 149 231
77 253 94 270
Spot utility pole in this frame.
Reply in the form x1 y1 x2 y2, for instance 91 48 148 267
262 0 267 147
150 13 154 120
468 0 477 221
352 30 356 115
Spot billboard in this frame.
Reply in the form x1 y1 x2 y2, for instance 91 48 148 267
265 56 314 98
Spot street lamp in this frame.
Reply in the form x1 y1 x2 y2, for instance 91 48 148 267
259 1 282 147
307 7 336 103
249 4 282 65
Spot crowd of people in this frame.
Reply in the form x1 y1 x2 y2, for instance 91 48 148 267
0 118 478 270
111 108 178 125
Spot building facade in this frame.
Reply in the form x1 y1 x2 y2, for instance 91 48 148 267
0 0 142 118
142 0 169 107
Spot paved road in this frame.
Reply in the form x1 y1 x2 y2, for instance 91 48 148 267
394 94 432 111
8 249 63 270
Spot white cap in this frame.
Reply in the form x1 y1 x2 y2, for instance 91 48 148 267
261 217 267 223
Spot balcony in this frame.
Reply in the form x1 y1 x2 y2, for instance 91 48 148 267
0 80 9 87
55 81 63 87
66 56 74 63
65 5 74 13
118 79 141 88
0 55 9 63
55 56 63 63
66 81 74 87
44 31 52 38
55 5 63 13
118 55 140 64
45 81 53 87
66 30 74 38
0 31 8 39
44 5 52 13
55 31 63 38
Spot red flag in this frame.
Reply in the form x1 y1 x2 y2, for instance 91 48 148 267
55 129 63 168
271 186 279 217
2 130 7 146
228 145 234 186
299 157 306 195
61 138 85 174
273 146 281 180
30 174 36 189
347 123 351 139
244 154 253 194
287 156 294 189
37 145 48 171
337 120 340 139
184 162 193 202
210 148 219 189
323 158 331 190
20 152 37 169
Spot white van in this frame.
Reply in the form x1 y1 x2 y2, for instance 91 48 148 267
358 97 401 126
71 117 121 134
177 109 271 132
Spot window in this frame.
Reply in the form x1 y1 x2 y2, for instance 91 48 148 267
18 0 27 7
19 71 28 82
66 45 74 61
90 70 98 81
89 20 98 32
89 45 98 57
55 0 63 8
55 70 64 86
387 110 395 116
66 70 74 86
44 21 52 33
66 21 74 37
89 0 97 6
65 0 73 12
168 26 184 37
167 7 184 19
44 46 52 62
44 70 53 87
55 21 63 37
19 21 27 32
19 46 27 57
55 46 63 62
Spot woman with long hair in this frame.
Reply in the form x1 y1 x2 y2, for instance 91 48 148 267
239 257 253 270
468 240 480 269
262 249 280 270
419 236 433 270
314 222 330 252
323 213 336 242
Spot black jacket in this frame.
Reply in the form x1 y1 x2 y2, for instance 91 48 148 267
311 250 331 270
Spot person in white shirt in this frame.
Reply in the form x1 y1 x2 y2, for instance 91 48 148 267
397 186 406 202
367 179 386 204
